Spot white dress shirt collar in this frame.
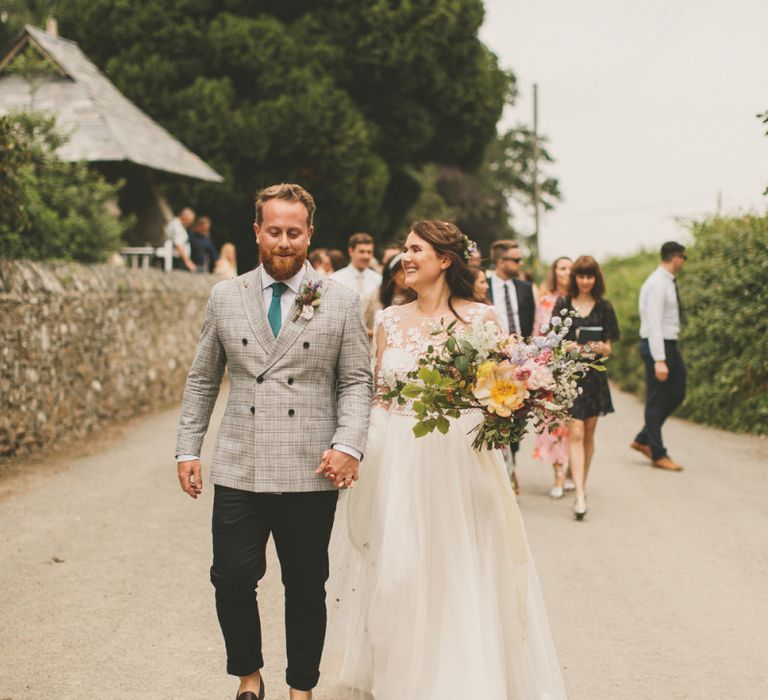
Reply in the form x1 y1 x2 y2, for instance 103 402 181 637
261 265 306 294
657 265 675 281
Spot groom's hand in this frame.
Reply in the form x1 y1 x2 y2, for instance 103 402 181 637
178 459 203 499
316 449 359 489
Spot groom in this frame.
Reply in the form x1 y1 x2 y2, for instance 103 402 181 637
175 183 372 700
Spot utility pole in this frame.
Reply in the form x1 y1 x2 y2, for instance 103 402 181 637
531 83 541 261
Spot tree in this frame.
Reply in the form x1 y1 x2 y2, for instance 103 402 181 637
47 0 510 268
405 127 562 256
0 113 125 262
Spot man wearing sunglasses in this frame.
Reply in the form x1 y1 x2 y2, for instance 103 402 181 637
487 240 535 339
632 241 688 471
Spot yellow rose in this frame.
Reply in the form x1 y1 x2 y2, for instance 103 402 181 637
472 361 528 417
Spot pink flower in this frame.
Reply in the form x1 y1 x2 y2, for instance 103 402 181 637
522 359 556 391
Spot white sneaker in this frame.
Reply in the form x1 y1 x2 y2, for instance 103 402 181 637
549 485 565 499
564 478 576 492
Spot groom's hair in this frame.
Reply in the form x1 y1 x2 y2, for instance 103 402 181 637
254 183 316 227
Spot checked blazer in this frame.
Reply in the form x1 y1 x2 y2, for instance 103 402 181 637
175 262 373 492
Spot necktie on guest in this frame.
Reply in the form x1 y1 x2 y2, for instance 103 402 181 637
673 277 686 326
503 282 521 336
268 282 288 337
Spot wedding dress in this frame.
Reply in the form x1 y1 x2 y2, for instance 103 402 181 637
327 302 567 700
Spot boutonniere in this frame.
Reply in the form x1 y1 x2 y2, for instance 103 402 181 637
293 280 323 321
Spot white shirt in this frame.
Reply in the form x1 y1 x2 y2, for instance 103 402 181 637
490 274 521 337
165 217 190 258
330 264 382 299
639 265 680 361
177 264 361 463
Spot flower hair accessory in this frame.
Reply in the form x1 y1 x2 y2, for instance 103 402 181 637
293 280 323 321
462 234 479 263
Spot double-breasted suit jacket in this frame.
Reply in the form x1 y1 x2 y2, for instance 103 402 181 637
176 262 373 492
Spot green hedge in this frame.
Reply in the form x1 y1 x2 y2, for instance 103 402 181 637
601 215 768 435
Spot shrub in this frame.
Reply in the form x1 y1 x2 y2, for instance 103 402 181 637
677 215 768 433
602 250 658 395
0 113 125 263
601 215 768 435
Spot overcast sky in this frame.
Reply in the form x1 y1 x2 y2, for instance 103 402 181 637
480 0 768 261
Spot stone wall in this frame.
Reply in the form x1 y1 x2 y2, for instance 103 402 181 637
0 260 218 460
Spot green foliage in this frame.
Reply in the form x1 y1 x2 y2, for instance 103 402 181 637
602 250 658 395
760 110 768 195
602 215 768 435
50 0 511 267
405 126 562 253
677 215 768 433
0 113 125 263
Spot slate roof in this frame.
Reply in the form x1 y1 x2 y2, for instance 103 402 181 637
0 25 223 182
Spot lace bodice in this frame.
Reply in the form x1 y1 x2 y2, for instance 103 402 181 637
375 302 499 401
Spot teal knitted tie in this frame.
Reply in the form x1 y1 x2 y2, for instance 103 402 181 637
267 282 288 337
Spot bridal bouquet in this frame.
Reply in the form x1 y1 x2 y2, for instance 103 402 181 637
384 310 602 451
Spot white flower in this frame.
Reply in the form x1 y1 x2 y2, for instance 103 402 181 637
301 305 315 320
551 316 562 328
539 324 550 335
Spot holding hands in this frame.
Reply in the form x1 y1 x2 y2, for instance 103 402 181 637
316 448 359 489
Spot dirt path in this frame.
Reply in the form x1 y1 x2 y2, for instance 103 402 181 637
1 388 766 699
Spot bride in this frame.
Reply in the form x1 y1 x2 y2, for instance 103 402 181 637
324 220 567 699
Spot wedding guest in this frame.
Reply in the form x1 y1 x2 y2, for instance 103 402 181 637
487 240 535 492
309 248 333 276
165 207 196 271
330 233 383 299
190 216 219 273
327 248 347 272
213 243 238 278
487 241 535 337
553 256 620 520
631 242 688 471
368 252 416 352
381 241 402 266
533 257 572 498
473 267 490 300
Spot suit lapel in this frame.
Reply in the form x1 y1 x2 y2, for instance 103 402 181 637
260 262 320 375
240 267 276 353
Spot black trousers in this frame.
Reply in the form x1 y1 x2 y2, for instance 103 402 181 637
635 339 686 460
210 486 338 691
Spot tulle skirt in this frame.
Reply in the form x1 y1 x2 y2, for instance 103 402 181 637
327 407 567 699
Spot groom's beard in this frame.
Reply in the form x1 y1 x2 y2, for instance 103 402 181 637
261 249 307 280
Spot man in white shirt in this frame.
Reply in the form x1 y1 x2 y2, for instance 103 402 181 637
631 241 687 471
165 207 196 271
330 232 382 300
330 233 382 336
486 241 535 338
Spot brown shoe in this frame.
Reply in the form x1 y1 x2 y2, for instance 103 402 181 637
630 441 652 460
652 456 683 471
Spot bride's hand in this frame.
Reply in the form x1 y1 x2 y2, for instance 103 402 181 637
316 448 359 489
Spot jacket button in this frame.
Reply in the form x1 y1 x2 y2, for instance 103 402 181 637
242 338 248 345
256 376 264 384
303 341 310 349
287 378 294 385
250 406 255 414
288 409 295 417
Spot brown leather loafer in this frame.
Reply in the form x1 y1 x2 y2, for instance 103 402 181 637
237 678 264 700
630 441 652 460
652 456 683 471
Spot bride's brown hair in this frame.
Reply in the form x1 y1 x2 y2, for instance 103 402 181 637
409 220 484 320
